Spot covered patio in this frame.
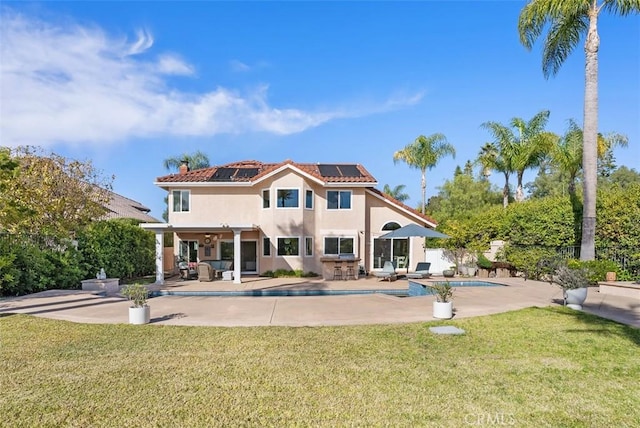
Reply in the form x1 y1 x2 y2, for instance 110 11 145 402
141 223 259 285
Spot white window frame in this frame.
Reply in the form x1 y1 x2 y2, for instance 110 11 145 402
262 189 271 209
304 236 313 257
172 190 190 212
305 189 314 210
276 236 300 257
326 190 352 210
323 236 355 255
275 188 300 209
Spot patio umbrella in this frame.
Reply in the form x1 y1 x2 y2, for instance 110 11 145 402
378 223 450 240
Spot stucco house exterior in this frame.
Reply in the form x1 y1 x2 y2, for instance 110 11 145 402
141 159 440 284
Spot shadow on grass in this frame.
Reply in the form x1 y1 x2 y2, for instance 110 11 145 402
540 306 640 346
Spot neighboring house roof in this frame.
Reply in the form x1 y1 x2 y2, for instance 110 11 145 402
102 190 159 222
156 160 377 186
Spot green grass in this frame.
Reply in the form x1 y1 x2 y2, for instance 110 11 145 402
1 307 638 427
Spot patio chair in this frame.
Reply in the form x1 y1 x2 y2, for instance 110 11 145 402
178 261 197 280
406 262 432 279
197 262 216 282
373 261 397 282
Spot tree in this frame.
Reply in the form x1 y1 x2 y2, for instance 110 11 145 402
481 110 556 204
0 147 112 237
476 142 513 207
426 164 502 224
163 150 211 172
518 0 640 260
393 133 456 212
550 119 628 198
382 184 410 203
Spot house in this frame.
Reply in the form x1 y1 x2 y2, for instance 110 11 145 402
102 189 159 223
141 159 439 284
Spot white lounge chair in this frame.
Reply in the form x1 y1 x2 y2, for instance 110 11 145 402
373 261 397 282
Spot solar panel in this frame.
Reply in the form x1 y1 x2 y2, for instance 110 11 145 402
235 168 260 178
337 165 362 177
318 164 340 177
209 167 236 181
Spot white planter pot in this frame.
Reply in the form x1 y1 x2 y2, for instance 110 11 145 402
433 301 453 319
129 306 150 324
564 288 588 310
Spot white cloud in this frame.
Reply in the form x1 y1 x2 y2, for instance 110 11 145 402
229 59 251 72
0 9 424 147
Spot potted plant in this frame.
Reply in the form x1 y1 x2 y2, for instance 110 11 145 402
121 283 150 324
431 282 454 319
442 266 456 278
551 265 589 310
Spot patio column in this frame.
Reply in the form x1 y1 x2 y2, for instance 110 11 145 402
232 228 242 284
154 231 164 284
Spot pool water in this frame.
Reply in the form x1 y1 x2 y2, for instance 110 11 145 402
407 280 502 296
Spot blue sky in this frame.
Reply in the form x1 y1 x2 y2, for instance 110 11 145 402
1 1 638 220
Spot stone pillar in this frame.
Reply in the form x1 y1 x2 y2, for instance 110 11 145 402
233 229 242 284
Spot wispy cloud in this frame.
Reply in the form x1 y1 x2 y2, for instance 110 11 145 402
0 9 424 147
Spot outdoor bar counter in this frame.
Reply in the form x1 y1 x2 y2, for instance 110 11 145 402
320 256 361 280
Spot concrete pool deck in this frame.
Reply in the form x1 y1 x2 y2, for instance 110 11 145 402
1 276 639 328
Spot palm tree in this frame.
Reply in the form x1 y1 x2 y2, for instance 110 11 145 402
476 142 512 208
552 119 628 197
163 150 211 172
382 184 410 203
481 110 556 205
518 0 640 260
393 133 456 212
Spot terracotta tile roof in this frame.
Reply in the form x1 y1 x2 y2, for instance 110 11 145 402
156 160 377 184
367 187 438 226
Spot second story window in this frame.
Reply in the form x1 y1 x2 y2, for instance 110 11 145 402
277 189 299 208
172 190 190 212
327 190 351 210
305 190 314 209
262 189 270 209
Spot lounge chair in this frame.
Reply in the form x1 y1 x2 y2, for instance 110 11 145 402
406 262 432 279
197 262 216 282
373 261 397 282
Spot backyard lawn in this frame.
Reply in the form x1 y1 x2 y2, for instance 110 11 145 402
1 307 638 427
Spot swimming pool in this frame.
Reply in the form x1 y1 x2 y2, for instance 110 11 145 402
407 280 503 296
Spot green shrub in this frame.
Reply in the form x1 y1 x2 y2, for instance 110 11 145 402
567 259 619 285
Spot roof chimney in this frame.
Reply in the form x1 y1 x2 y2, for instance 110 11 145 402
179 159 190 175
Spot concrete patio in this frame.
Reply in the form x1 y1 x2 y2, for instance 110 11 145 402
1 276 639 328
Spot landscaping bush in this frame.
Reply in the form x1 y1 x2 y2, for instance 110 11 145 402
77 219 155 280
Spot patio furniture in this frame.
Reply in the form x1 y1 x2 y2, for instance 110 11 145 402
406 262 432 279
373 261 397 282
345 261 356 280
178 261 197 280
197 262 216 282
333 261 343 280
395 256 407 269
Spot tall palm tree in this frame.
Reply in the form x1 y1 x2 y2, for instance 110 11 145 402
518 0 640 260
393 133 456 212
163 150 211 172
481 110 556 204
382 184 410 203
